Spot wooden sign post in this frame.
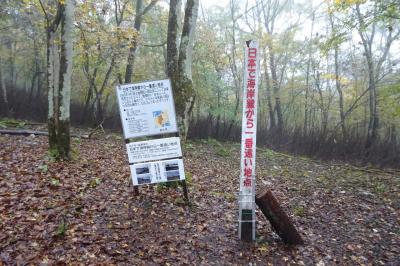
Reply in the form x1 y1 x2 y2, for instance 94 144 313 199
239 40 260 241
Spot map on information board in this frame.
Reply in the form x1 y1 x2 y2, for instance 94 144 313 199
116 79 178 139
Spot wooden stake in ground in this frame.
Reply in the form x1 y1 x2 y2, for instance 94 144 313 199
256 188 304 245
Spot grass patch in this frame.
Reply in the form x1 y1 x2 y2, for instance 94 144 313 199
263 148 275 157
293 205 306 217
373 182 387 195
211 191 236 201
38 163 49 173
183 141 195 150
216 147 231 157
0 118 26 128
55 219 67 237
89 177 101 188
50 177 60 187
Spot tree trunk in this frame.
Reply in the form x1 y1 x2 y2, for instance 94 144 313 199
304 12 315 137
167 0 199 140
166 0 181 79
56 0 74 159
215 86 221 139
93 55 116 124
0 57 9 116
125 0 158 83
9 41 17 90
335 47 346 139
329 12 346 140
263 49 275 130
365 59 378 152
267 49 283 135
44 0 73 159
225 2 242 139
125 0 143 84
47 29 58 151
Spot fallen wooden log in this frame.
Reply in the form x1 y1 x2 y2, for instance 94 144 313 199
256 188 304 245
0 129 88 139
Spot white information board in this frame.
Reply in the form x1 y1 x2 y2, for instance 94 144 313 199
126 137 182 164
116 79 178 139
130 159 185 186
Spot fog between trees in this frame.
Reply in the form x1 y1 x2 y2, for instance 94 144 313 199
0 0 399 166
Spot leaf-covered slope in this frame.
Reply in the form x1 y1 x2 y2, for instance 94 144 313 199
0 135 399 264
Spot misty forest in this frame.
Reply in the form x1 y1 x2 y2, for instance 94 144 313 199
0 0 399 264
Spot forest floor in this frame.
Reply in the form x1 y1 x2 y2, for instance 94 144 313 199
0 124 399 265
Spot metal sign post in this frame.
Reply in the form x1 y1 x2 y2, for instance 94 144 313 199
239 40 260 241
116 79 188 199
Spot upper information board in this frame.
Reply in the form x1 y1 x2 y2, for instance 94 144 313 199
116 79 178 139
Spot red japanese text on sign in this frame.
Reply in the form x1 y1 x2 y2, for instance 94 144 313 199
240 41 259 189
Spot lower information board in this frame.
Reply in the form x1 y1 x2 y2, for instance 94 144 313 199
130 159 185 186
126 137 182 164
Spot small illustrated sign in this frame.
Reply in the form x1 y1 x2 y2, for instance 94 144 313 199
130 159 185 186
126 137 182 164
116 79 178 139
239 40 260 241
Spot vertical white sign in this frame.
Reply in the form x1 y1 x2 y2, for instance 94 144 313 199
239 40 259 241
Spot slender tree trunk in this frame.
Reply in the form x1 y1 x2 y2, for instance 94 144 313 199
125 0 143 83
334 47 346 139
166 0 181 79
315 69 328 137
47 29 58 151
167 0 199 140
365 57 378 151
329 12 346 140
354 4 382 153
215 86 221 138
263 49 275 130
9 42 17 90
264 33 283 135
0 57 9 116
125 0 158 83
56 0 74 159
304 12 315 137
93 55 116 124
225 1 241 139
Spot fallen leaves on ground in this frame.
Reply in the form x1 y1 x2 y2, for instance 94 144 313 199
0 133 399 264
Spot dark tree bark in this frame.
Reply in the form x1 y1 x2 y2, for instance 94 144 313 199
263 49 275 130
354 3 400 153
166 0 181 79
124 0 158 83
0 57 9 116
166 0 199 140
225 0 241 139
40 0 74 159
